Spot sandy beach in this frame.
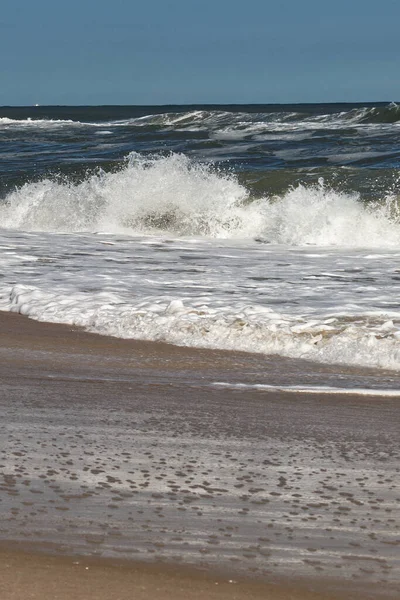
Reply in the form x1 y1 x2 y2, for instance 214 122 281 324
0 312 399 599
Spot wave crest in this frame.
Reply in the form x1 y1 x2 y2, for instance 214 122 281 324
0 153 399 246
356 102 400 124
0 153 257 238
260 179 400 246
0 117 75 127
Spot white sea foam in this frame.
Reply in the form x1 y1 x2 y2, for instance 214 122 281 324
0 228 399 371
0 117 75 127
212 382 400 397
0 153 399 247
2 277 400 370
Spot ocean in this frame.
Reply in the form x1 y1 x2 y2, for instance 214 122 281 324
1 102 400 374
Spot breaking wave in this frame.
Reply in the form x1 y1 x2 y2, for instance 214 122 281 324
1 152 399 246
0 117 75 127
1 103 399 132
356 102 400 124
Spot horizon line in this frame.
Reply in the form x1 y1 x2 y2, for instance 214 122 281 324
1 100 397 109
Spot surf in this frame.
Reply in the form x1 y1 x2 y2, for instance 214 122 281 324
0 152 399 247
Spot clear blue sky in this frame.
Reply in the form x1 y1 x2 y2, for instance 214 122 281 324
1 0 399 105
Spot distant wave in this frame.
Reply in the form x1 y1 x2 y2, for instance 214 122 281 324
0 110 300 131
1 104 399 132
0 117 75 127
356 102 400 124
1 152 399 246
102 104 400 129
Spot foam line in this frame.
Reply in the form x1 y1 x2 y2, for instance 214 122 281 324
212 382 400 397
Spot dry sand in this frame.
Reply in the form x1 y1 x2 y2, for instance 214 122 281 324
0 312 399 599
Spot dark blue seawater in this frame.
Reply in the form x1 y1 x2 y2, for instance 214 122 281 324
1 102 400 201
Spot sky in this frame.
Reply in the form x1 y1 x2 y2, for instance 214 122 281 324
1 0 399 105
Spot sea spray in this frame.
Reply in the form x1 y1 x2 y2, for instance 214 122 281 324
0 153 255 237
1 153 400 246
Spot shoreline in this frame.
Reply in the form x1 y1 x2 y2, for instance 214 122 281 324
1 309 399 383
0 548 355 600
1 311 399 599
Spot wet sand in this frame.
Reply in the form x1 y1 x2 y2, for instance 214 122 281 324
0 312 399 599
0 549 349 600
